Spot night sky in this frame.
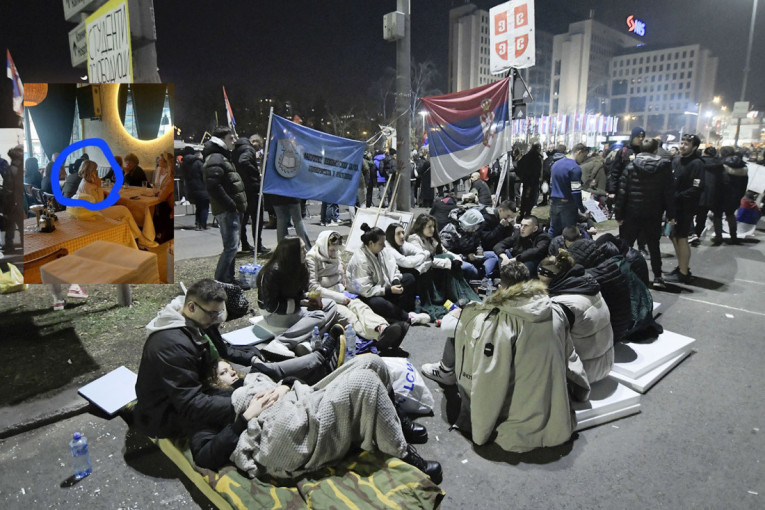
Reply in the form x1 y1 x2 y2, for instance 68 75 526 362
2 0 764 136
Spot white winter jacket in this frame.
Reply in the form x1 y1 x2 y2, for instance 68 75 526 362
305 230 347 303
383 241 431 273
346 245 402 298
407 233 453 270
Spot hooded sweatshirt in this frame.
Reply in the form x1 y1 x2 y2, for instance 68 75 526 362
306 230 347 303
614 152 675 221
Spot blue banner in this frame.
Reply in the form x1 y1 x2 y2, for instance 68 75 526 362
262 115 364 206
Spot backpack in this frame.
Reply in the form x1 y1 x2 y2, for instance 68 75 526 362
613 256 663 341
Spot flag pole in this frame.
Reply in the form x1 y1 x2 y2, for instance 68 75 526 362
373 173 395 227
254 107 275 263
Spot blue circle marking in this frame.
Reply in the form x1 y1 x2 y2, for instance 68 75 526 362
51 138 124 211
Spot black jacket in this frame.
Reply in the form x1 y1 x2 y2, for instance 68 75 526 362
493 228 551 264
61 173 82 198
542 152 565 184
470 178 492 206
516 148 543 186
672 152 705 209
722 155 749 213
479 207 514 251
698 155 725 209
606 144 639 194
614 153 675 221
134 321 262 439
232 138 261 194
125 165 148 187
180 154 208 203
547 265 600 298
203 140 247 216
430 196 458 232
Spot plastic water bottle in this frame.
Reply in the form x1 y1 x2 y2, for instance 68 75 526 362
414 295 422 313
485 278 494 297
344 325 357 360
458 290 468 307
311 327 321 351
69 432 92 479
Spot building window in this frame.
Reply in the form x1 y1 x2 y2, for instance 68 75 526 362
689 61 693 68
682 51 687 58
554 60 561 75
690 49 695 57
660 54 664 61
688 71 692 79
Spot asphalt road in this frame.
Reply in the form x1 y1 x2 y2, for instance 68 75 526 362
1 204 763 509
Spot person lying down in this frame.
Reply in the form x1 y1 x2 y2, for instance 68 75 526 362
193 354 443 484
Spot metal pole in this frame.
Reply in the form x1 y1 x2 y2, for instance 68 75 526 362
253 107 274 262
735 0 758 147
394 0 411 211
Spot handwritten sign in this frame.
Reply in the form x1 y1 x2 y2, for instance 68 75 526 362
86 0 132 83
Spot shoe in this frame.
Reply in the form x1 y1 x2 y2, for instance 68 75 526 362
377 323 405 350
420 362 457 385
328 221 342 227
726 237 742 245
665 270 694 284
261 340 296 360
688 234 700 246
137 237 159 249
257 246 272 255
240 242 254 252
711 237 723 246
194 225 203 231
640 249 650 259
295 341 312 357
652 277 667 290
322 324 346 371
398 411 428 444
53 300 65 311
402 445 443 485
67 284 88 299
409 312 431 325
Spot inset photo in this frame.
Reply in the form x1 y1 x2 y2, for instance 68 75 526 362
23 83 175 284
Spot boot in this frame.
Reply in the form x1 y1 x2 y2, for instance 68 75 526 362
402 445 442 484
395 401 427 444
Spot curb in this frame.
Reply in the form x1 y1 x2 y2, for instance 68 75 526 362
0 387 90 440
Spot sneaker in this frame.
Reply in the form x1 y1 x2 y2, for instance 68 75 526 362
652 277 667 290
67 284 88 299
711 237 723 246
689 234 701 246
295 341 312 357
420 362 456 385
240 243 254 252
53 300 65 311
257 246 272 255
665 270 694 284
322 324 346 371
402 445 443 485
377 323 405 350
409 312 431 325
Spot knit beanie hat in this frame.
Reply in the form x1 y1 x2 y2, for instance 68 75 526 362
631 126 646 140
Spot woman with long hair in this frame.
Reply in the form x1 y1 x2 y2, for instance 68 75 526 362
256 236 338 355
537 249 613 384
76 160 158 249
346 223 429 325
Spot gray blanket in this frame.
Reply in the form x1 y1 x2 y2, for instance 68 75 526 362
231 355 407 479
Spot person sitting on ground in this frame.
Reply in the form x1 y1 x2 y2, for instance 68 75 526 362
468 171 492 206
478 200 517 276
256 236 338 356
438 208 486 281
384 223 431 276
548 224 589 256
491 214 550 276
346 223 429 325
736 190 761 227
429 193 458 232
192 354 441 484
450 260 588 451
421 260 532 386
538 250 614 385
306 230 408 353
75 161 158 249
123 152 148 187
134 279 344 444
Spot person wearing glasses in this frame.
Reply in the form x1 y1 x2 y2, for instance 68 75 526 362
134 279 342 443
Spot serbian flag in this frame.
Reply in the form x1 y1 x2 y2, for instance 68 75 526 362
6 50 23 117
262 114 364 206
422 78 509 187
223 86 235 129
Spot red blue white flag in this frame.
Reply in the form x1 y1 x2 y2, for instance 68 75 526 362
223 86 236 129
6 50 23 117
422 78 509 187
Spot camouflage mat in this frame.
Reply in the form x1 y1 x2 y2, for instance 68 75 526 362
158 438 444 510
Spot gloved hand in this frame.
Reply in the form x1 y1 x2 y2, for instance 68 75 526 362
451 258 463 273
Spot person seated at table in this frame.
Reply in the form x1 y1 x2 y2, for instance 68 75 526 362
123 152 148 187
306 230 408 353
153 152 174 190
256 236 338 355
76 161 158 249
102 155 123 182
61 160 84 198
191 354 441 484
346 223 430 325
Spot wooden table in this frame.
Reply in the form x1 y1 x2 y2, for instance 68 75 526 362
106 185 165 240
23 211 137 283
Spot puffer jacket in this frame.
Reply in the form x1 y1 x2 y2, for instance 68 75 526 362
698 155 725 209
454 280 589 451
203 138 247 216
383 241 430 273
580 154 607 193
614 152 675 221
180 154 208 203
672 152 705 208
346 245 402 298
722 155 749 213
232 138 261 193
407 233 453 271
547 266 614 383
493 229 551 264
567 239 632 343
305 230 347 303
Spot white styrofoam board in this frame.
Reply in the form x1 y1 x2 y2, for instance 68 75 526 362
609 349 692 394
575 403 641 431
611 330 696 379
248 315 288 334
572 379 642 420
653 302 660 312
78 366 137 415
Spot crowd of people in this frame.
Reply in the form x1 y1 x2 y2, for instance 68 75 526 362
131 123 761 488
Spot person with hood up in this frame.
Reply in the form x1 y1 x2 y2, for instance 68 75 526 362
720 146 749 244
613 138 675 288
451 260 589 451
134 278 344 442
693 147 726 245
346 223 430 325
538 250 614 384
203 126 248 284
306 230 408 353
232 135 269 254
606 126 645 195
438 207 486 280
180 147 209 230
